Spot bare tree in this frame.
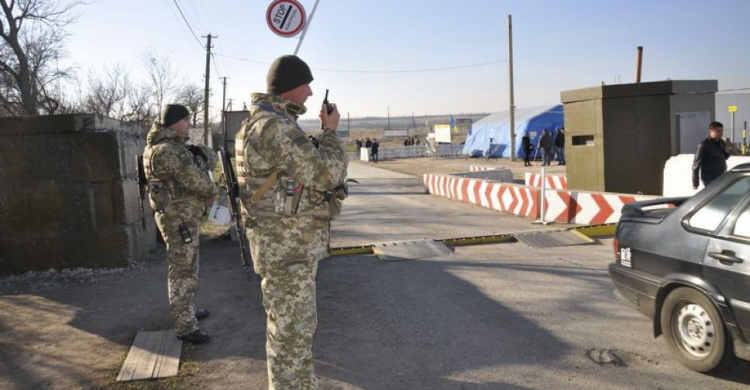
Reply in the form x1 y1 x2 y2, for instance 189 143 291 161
123 83 156 128
0 0 80 116
142 51 181 112
175 83 204 127
80 63 132 119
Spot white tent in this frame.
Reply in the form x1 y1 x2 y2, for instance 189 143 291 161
462 105 564 158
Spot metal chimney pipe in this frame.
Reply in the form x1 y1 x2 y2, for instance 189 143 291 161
635 46 643 83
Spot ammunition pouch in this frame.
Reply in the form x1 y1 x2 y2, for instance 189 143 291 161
147 180 170 212
240 175 349 221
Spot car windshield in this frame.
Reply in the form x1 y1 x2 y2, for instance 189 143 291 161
688 177 750 232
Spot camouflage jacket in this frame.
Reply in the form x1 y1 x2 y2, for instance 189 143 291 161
235 93 348 273
143 123 218 219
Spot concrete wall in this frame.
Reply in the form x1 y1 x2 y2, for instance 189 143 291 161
223 110 249 153
561 80 717 196
0 115 157 275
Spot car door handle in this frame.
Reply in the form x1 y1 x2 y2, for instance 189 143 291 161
708 251 744 264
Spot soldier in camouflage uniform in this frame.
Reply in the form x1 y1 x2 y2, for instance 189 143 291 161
235 55 348 389
143 104 219 344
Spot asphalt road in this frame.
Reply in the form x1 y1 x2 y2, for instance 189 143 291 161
1 162 749 389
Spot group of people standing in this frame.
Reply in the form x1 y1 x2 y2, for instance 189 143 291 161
403 136 420 146
355 137 379 163
144 55 348 389
522 127 566 167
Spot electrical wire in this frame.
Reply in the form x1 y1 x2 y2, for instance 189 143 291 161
211 53 223 79
172 0 203 48
197 0 218 33
213 53 507 74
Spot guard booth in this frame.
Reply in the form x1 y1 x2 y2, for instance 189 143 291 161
560 80 718 195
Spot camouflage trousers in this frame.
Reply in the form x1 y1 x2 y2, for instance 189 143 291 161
261 262 319 390
155 212 201 337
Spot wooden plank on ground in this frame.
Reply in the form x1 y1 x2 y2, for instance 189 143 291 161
154 330 182 379
117 330 183 382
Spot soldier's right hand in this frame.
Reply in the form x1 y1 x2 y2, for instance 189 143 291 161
320 103 340 131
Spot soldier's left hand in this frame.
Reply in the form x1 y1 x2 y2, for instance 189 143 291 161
320 103 340 131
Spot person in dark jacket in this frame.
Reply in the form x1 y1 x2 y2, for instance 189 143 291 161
554 127 565 165
692 121 730 189
371 138 380 163
522 133 533 166
539 129 553 166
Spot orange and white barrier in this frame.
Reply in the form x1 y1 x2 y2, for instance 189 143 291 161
470 166 501 172
541 190 657 225
525 172 567 189
424 173 658 225
423 174 539 218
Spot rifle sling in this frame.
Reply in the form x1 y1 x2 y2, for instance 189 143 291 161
250 169 281 203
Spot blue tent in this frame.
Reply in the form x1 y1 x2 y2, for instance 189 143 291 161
462 105 564 158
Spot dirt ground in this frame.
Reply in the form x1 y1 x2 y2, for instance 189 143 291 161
0 156 565 390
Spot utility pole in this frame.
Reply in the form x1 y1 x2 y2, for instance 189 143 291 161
387 106 390 130
221 76 228 150
508 14 516 161
347 112 350 133
202 34 217 147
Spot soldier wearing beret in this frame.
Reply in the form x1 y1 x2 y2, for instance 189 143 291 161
235 55 348 389
143 104 219 344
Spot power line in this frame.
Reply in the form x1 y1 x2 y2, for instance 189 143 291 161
718 87 750 93
214 53 268 65
211 53 223 79
184 0 209 34
315 60 508 74
213 53 507 74
197 0 218 33
172 0 203 48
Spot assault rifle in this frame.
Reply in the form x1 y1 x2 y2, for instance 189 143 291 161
135 155 148 229
217 148 252 271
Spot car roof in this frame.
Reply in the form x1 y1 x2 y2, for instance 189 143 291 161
730 162 750 172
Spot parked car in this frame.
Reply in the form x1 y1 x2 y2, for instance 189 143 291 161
609 163 750 373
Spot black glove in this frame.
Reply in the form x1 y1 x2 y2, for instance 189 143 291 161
186 145 208 170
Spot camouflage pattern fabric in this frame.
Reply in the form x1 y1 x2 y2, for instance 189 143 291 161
235 93 348 274
235 93 348 389
143 122 218 337
262 262 319 390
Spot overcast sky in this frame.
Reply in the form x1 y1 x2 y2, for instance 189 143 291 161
63 0 750 121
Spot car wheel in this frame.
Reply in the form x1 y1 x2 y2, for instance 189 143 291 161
660 287 734 373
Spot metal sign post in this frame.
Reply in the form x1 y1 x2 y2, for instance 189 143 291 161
729 105 738 146
532 166 551 225
294 0 321 55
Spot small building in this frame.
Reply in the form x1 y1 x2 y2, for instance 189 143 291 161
560 80 718 195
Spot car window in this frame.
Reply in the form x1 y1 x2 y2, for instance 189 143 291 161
689 177 750 232
734 205 750 238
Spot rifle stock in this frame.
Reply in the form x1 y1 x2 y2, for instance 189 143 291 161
218 148 252 271
135 155 147 229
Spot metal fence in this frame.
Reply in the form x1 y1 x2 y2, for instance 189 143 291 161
373 144 465 160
